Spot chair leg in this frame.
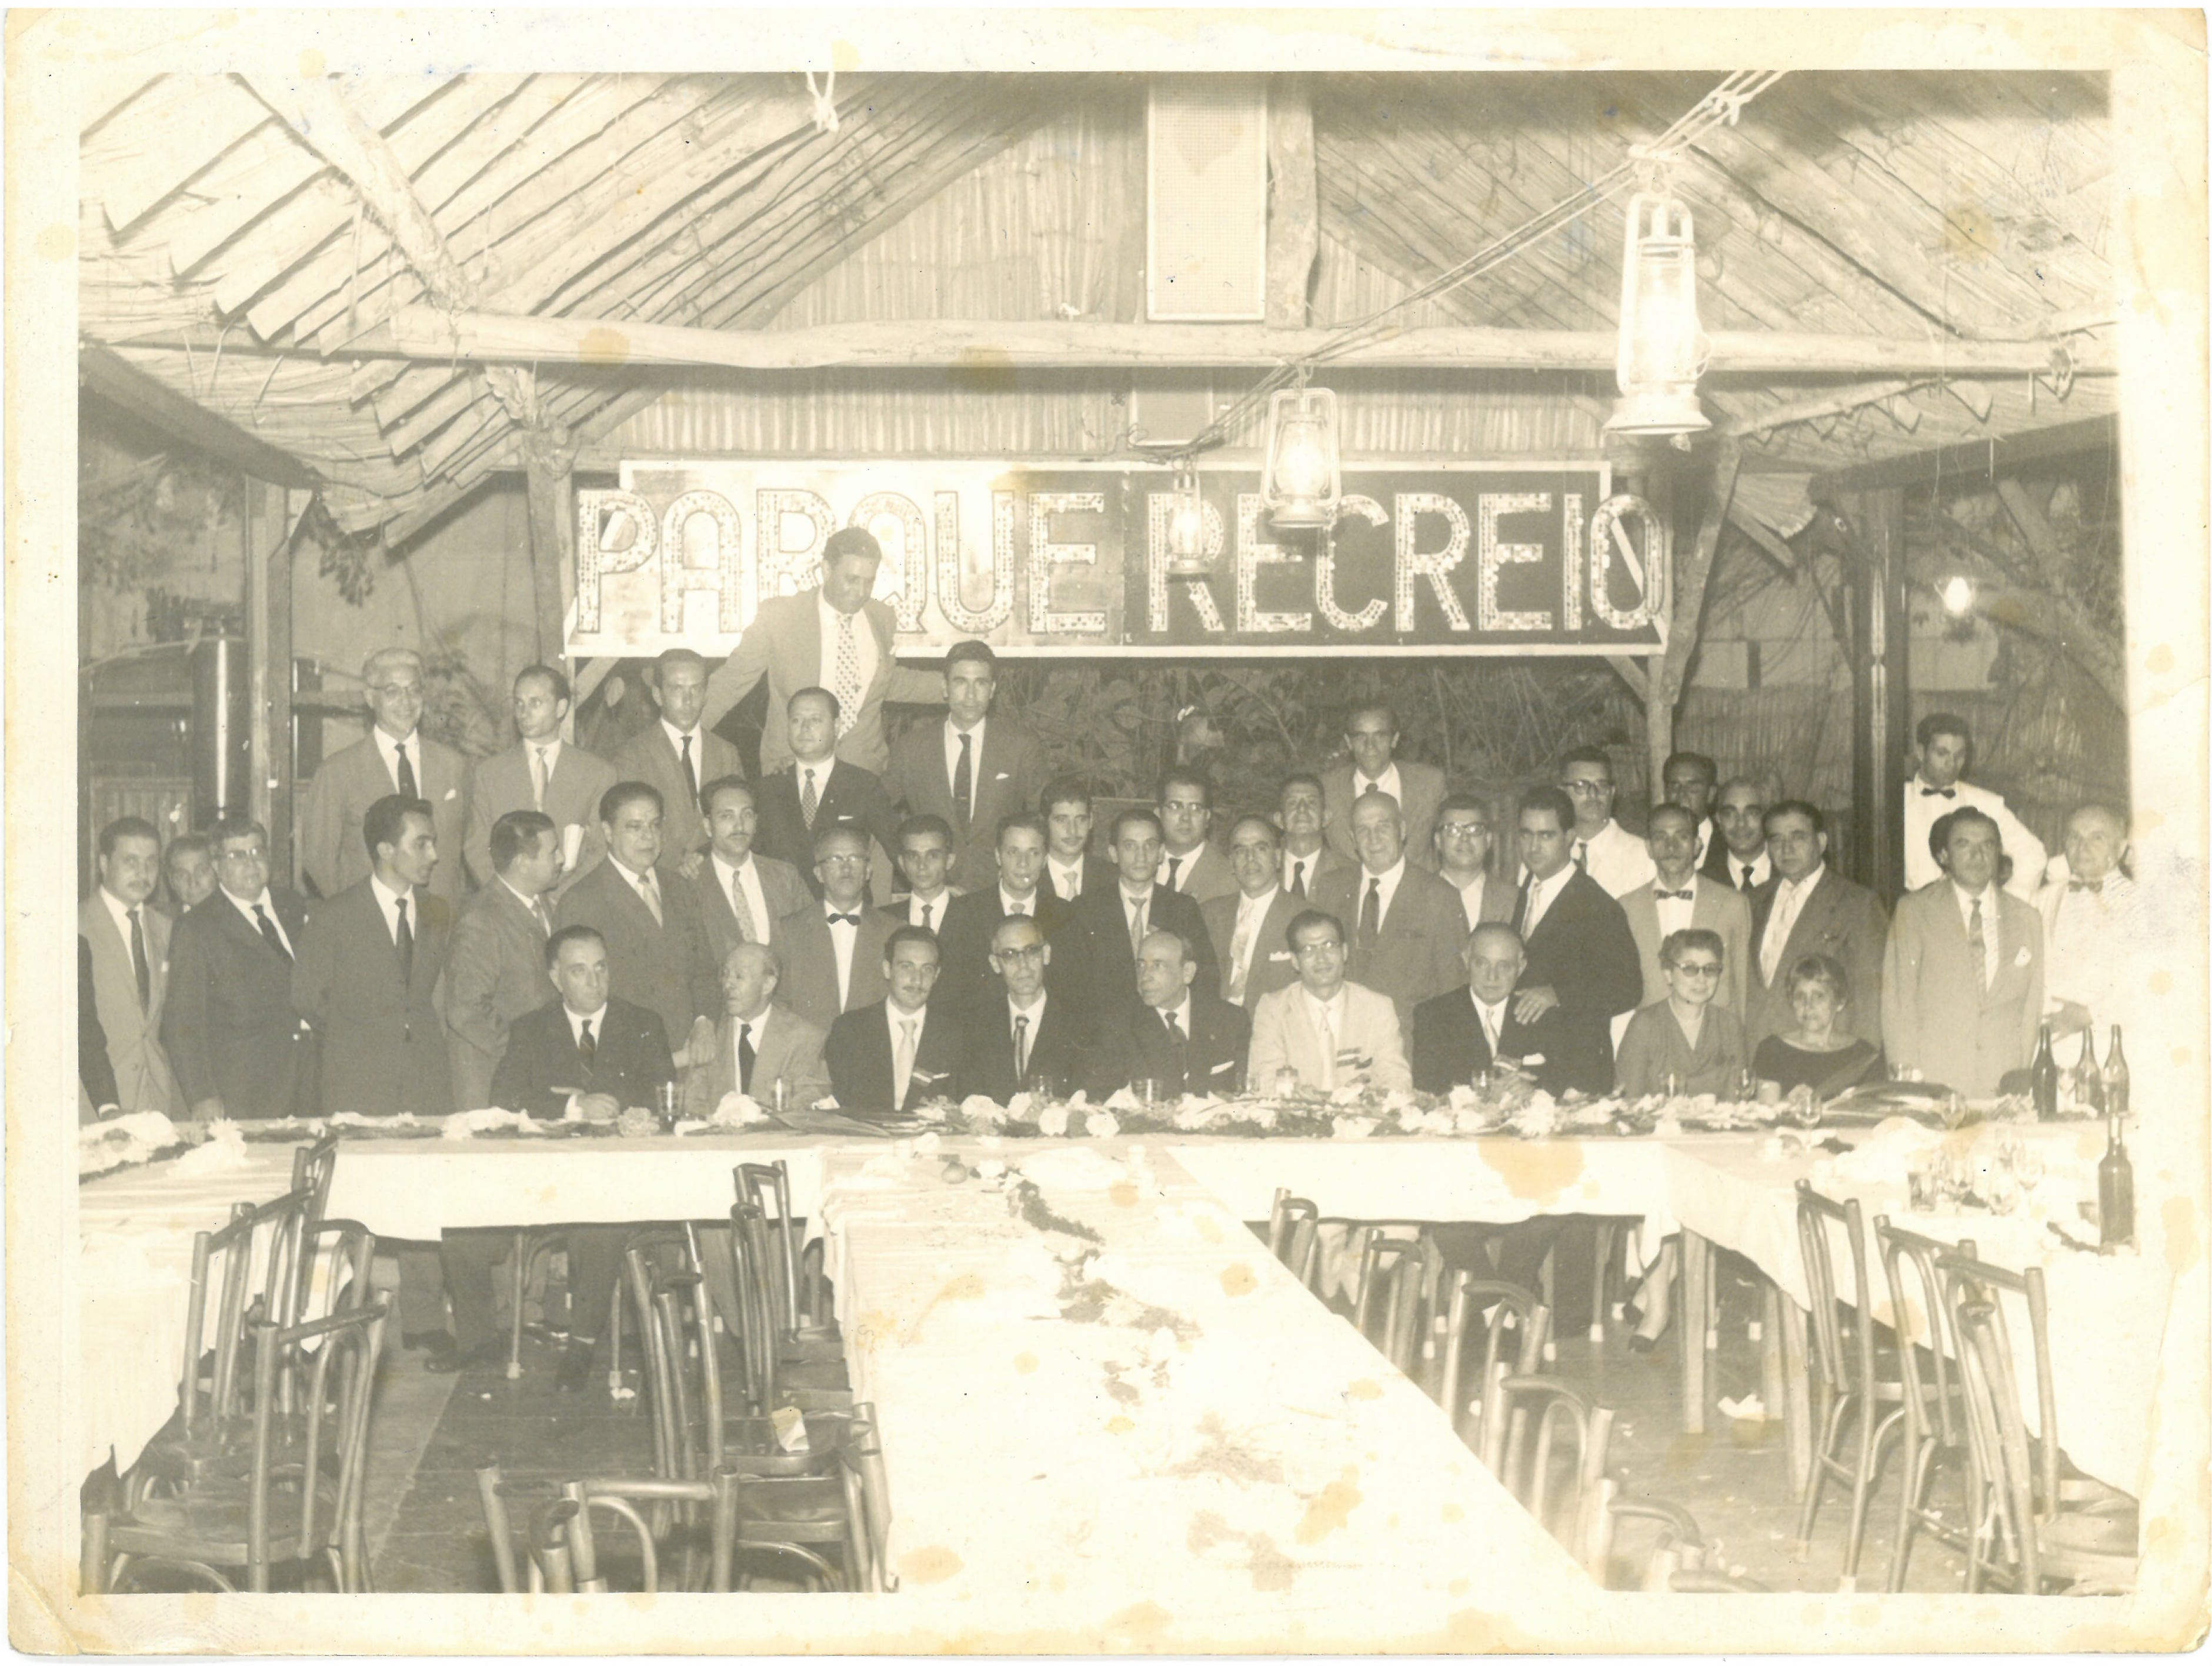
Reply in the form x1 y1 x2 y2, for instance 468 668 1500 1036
80 1511 109 1595
1794 1391 1843 1552
1590 1222 1615 1343
508 1232 531 1381
1887 1436 1933 1592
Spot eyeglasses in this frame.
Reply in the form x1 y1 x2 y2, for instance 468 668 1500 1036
1438 823 1490 839
993 944 1048 962
1560 779 1613 796
1673 962 1724 978
216 847 269 864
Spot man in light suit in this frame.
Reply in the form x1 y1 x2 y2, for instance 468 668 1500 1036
1509 787 1643 1096
1157 768 1238 906
1087 927 1251 1099
825 926 958 1114
1744 801 1890 1055
932 813 1069 1019
301 646 469 905
884 639 1049 892
753 687 901 896
1433 793 1516 936
1902 712 2047 902
701 525 945 775
1040 777 1116 905
1621 804 1753 1025
777 825 895 1034
79 816 183 1115
1323 705 1445 871
465 664 618 893
686 941 832 1115
162 817 313 1121
955 915 1093 1104
291 794 455 1352
1277 771 1355 899
551 782 720 1071
441 809 564 1111
611 649 742 864
1313 791 1468 1027
1203 815 1302 1008
1883 808 2044 1098
1248 909 1411 1094
693 776 814 968
1411 925 1572 1097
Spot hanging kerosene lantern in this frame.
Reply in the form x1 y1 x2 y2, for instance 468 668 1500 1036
1260 381 1341 529
1605 190 1712 438
1164 461 1210 576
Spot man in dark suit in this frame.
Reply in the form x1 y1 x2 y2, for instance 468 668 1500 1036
1040 777 1116 906
1745 800 1889 1054
552 781 720 1073
1507 787 1642 1096
465 664 618 893
1086 927 1250 1099
1157 768 1238 906
778 824 895 1033
885 639 1050 892
299 646 469 904
932 812 1070 1018
469 925 674 1381
700 525 946 776
886 814 963 932
1202 814 1301 1008
1323 704 1446 872
291 794 455 1354
161 817 313 1120
1277 771 1355 899
955 915 1092 1103
610 649 742 864
825 925 958 1114
753 687 901 895
159 832 217 919
1059 808 1216 1017
693 775 815 968
1412 925 1571 1096
79 815 184 1115
1703 777 1775 892
1313 790 1469 1027
441 809 564 1111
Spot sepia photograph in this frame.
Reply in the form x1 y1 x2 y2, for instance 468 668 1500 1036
8 7 2207 1652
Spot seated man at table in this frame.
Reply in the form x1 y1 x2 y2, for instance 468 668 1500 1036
1410 924 1569 1097
477 925 675 1386
1247 909 1410 1095
825 925 957 1114
933 812 1068 1019
955 914 1092 1104
1086 927 1249 1101
687 940 831 1116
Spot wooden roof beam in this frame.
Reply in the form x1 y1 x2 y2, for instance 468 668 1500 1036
80 344 317 489
1810 414 2117 495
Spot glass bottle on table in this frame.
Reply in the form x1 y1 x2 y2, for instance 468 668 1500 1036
2076 1025 2106 1115
2098 1111 2135 1247
2103 1027 2130 1119
2030 1024 2060 1121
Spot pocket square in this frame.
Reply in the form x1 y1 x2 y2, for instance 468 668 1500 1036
444 787 459 800
993 772 1010 781
2013 945 2033 967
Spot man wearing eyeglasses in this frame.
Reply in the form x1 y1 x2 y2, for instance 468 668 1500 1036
1553 745 1656 901
955 914 1092 1103
776 825 895 1034
301 645 469 905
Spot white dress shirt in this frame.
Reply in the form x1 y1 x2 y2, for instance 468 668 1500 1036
500 875 554 932
609 856 663 924
1951 879 2003 989
1155 994 1194 1037
1302 985 1350 1090
1121 884 1157 945
96 885 145 959
1352 762 1404 808
373 724 421 792
1162 846 1207 892
1227 886 1280 999
1519 865 1573 939
368 873 415 945
1904 775 2047 898
1652 875 1698 941
905 889 952 932
1759 865 1824 985
526 735 565 802
223 886 295 956
823 899 863 1006
1352 857 1407 929
565 1002 610 1049
888 1001 929 1101
997 885 1038 919
818 595 880 712
1470 989 1511 1055
1281 845 1327 895
1047 858 1086 901
661 718 705 797
943 717 987 795
2040 864 2144 1064
712 851 772 942
1720 847 1774 891
1007 992 1048 1075
1446 871 1492 932
1576 818 1658 899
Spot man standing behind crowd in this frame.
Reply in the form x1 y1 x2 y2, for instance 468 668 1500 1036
1509 786 1642 1095
753 688 900 893
467 664 616 892
1040 778 1113 904
702 526 945 775
1277 772 1353 899
1324 705 1443 870
1703 778 1774 891
1157 769 1237 905
889 815 962 932
160 833 218 918
80 817 184 1115
1060 808 1216 1014
1743 801 1889 1054
1659 751 1720 869
1314 792 1467 1027
1555 745 1657 900
1433 792 1514 934
1902 713 2046 899
885 639 1047 891
302 647 468 905
162 817 312 1119
612 649 739 865
442 809 564 1111
1204 814 1300 1008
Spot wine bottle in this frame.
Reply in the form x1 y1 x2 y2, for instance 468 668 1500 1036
2098 1112 2135 1247
2030 1023 2060 1121
2077 1025 2106 1114
2104 1026 2130 1120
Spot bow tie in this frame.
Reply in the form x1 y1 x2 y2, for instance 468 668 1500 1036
1919 786 1956 799
1654 888 1694 901
826 912 861 927
2068 878 2105 894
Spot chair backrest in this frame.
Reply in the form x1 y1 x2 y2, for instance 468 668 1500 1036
1267 1189 1319 1264
1953 1297 2043 1592
838 1404 894 1592
735 1162 803 1335
1487 1374 1615 1574
1437 1274 1550 1454
728 1201 783 1410
1872 1217 1971 1451
1937 1245 2059 1522
245 1298 387 1585
1794 1180 1877 1408
477 1464 738 1593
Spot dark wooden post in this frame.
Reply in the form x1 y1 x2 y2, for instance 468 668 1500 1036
1842 487 1910 898
522 427 578 668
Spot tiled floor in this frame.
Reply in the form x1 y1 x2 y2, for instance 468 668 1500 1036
362 1242 1987 1595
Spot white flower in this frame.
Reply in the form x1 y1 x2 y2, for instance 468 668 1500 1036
1331 1115 1377 1140
959 1094 1006 1128
1084 1109 1121 1139
1036 1102 1071 1138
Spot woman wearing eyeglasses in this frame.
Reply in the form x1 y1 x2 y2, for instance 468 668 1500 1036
1614 928 1746 1099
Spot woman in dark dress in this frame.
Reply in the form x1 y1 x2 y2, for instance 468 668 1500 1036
1753 954 1882 1097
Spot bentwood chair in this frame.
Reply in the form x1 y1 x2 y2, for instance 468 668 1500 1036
476 1467 775 1593
91 1301 388 1592
1267 1189 1322 1288
724 1204 853 1413
1871 1217 1976 1590
1435 1274 1550 1458
1351 1227 1440 1377
736 1162 837 1340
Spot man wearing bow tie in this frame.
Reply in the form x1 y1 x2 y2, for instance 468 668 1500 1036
1620 804 1751 1034
2037 802 2148 1065
775 825 895 1033
301 646 469 905
1901 713 2046 899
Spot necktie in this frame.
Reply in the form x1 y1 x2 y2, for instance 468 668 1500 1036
1655 888 1694 901
1516 874 1539 937
1920 786 1957 799
1055 866 1079 901
1127 895 1148 955
679 734 698 805
1741 864 1756 890
636 870 662 927
736 1021 756 1093
1013 1012 1030 1081
530 746 548 811
1162 1008 1186 1088
127 907 151 1011
801 769 819 830
1227 908 1254 1002
1761 884 1799 985
1289 859 1307 898
394 741 418 800
952 731 973 829
394 895 414 983
894 1017 919 1106
1006 897 1029 918
1164 855 1183 891
1358 876 1382 957
728 871 757 944
252 902 291 962
916 898 935 932
578 1017 596 1068
1969 897 1988 990
827 911 860 927
1316 1001 1337 1092
1478 1001 1500 1057
533 895 553 937
834 612 862 738
1162 1008 1185 1045
1573 840 1589 871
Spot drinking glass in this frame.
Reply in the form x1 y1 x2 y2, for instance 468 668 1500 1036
1734 1067 1756 1104
1985 1169 2020 1217
1906 1161 1940 1212
2014 1142 2046 1196
1273 1067 1301 1101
